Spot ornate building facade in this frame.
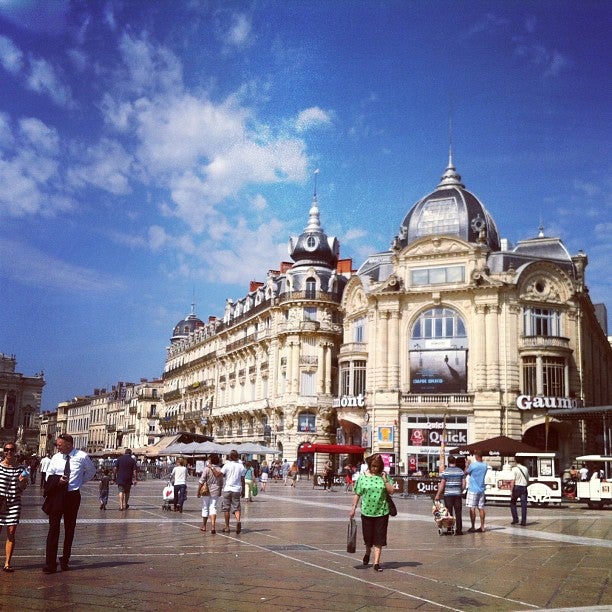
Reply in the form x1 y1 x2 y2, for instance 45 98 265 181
339 154 612 472
162 195 353 464
0 353 44 453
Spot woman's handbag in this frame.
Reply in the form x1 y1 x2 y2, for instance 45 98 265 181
251 482 258 497
197 481 210 497
347 518 357 553
386 492 397 516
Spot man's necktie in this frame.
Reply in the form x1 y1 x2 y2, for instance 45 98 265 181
64 454 71 479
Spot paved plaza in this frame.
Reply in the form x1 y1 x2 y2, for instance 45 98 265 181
1 476 611 611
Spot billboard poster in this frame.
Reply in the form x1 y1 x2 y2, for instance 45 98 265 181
409 349 467 393
377 426 394 448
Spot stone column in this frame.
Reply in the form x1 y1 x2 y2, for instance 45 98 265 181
388 311 400 391
486 305 500 390
379 311 389 391
325 343 332 395
474 304 487 390
317 342 325 394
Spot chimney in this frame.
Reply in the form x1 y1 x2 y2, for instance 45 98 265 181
280 262 293 273
249 281 264 292
208 316 217 323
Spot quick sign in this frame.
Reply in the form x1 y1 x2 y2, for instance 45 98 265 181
516 395 581 410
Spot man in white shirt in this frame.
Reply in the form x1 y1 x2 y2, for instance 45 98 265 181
510 456 530 526
220 449 246 534
42 434 96 574
39 453 51 489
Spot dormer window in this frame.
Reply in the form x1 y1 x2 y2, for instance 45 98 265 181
305 235 319 251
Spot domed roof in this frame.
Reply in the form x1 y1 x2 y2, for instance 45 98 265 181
171 307 204 343
394 153 500 252
288 194 339 268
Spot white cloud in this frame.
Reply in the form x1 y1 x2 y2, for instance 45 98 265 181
67 138 133 196
0 35 23 73
224 13 252 49
514 42 568 77
0 237 124 292
19 117 60 154
27 57 75 108
343 228 367 242
0 116 69 217
295 107 333 132
251 194 267 210
573 179 601 198
148 225 168 250
118 31 183 95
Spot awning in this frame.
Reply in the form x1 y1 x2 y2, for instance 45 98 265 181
448 435 542 457
298 443 366 454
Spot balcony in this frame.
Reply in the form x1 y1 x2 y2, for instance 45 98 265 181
278 290 342 304
401 394 474 407
518 336 571 352
339 342 367 357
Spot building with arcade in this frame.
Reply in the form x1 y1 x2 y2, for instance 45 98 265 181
338 153 612 473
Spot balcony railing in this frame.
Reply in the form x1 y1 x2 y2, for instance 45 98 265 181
401 394 474 406
518 336 571 351
339 342 368 356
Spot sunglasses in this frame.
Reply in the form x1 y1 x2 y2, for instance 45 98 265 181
3 448 16 453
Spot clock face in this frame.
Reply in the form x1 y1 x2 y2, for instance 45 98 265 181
305 235 319 251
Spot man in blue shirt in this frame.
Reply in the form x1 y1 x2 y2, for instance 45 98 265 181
465 450 488 532
434 455 466 535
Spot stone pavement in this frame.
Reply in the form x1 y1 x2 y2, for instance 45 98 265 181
1 476 611 611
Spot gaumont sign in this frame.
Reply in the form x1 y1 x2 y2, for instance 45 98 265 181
333 394 365 408
516 395 582 410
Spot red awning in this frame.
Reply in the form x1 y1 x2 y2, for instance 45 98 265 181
298 443 366 454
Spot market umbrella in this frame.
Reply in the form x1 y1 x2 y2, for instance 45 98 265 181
236 443 281 454
448 435 542 457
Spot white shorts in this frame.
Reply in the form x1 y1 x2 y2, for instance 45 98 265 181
201 495 219 517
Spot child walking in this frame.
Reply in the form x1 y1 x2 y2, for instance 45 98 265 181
99 468 111 510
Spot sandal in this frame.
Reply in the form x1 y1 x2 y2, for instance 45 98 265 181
222 528 230 533
199 527 207 532
3 567 14 573
362 553 370 566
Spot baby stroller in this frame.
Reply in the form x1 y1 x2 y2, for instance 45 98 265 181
432 500 455 536
162 481 174 511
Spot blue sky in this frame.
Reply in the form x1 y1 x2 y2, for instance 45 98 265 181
0 1 609 410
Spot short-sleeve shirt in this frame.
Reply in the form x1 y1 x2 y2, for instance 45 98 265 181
354 473 394 517
467 460 487 494
221 461 246 493
440 466 464 496
115 454 137 486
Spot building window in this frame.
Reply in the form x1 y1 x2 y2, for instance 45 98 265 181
301 371 316 396
411 308 466 340
411 265 465 286
522 356 538 396
305 277 316 298
298 413 316 432
304 307 317 321
339 360 367 396
523 307 561 337
522 356 566 396
353 317 365 343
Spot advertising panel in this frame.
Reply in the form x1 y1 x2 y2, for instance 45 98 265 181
377 426 394 449
409 349 467 393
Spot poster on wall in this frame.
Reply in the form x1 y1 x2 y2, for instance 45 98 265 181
377 426 394 448
409 349 467 393
361 425 372 449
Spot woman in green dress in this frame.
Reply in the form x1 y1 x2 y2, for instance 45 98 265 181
349 454 394 572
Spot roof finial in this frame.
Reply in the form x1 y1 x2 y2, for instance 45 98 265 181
306 169 323 232
448 113 454 168
313 168 320 198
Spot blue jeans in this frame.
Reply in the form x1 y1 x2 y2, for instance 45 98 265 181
174 484 187 510
510 485 528 524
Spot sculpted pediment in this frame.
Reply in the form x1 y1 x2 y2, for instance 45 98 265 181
401 236 472 259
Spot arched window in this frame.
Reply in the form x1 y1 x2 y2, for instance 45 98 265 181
409 307 468 394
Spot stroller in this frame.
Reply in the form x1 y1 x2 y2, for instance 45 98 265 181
162 481 174 511
432 500 456 536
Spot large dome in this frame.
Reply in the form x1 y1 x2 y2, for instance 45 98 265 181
394 154 500 252
171 309 204 343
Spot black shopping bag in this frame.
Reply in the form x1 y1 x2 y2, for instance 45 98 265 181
347 518 357 553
